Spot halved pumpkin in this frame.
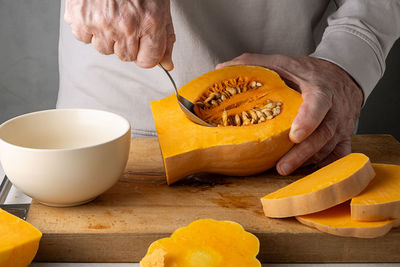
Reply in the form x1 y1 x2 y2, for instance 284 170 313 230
151 65 302 184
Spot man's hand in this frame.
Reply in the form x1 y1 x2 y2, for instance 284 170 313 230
217 54 364 175
64 0 175 70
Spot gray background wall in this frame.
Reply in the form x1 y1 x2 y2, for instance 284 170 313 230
0 1 399 140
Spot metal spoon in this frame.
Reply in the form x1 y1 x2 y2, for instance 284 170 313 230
159 63 214 127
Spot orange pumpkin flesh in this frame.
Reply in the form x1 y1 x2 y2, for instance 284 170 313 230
151 65 302 184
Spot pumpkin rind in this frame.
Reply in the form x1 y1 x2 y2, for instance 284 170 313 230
151 65 302 184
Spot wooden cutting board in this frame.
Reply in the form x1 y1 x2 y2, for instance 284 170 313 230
27 135 400 263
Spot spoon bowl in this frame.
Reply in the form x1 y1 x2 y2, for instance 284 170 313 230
159 64 214 127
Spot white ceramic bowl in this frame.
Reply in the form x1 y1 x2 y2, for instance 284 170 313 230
0 109 131 207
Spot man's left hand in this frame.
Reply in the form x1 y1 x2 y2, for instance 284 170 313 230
217 54 364 175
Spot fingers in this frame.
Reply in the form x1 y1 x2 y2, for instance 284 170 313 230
65 0 175 66
316 140 351 168
136 33 166 68
72 29 93 44
302 137 337 167
276 112 337 175
63 0 74 25
91 32 115 55
114 37 139 62
135 13 168 68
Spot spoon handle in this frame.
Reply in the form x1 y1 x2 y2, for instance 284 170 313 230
158 63 179 95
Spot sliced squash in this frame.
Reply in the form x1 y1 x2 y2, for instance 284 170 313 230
261 153 375 218
0 208 42 267
151 65 302 184
351 163 400 221
296 202 398 238
140 219 261 267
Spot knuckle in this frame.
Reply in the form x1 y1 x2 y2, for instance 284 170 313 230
136 53 159 67
64 13 72 25
73 31 90 43
310 155 322 164
313 89 333 106
120 14 137 34
102 47 114 55
293 143 315 164
167 32 176 44
318 123 335 141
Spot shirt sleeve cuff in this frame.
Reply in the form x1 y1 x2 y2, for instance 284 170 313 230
310 27 385 105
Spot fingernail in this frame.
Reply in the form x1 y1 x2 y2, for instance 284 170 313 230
279 163 292 175
290 128 306 143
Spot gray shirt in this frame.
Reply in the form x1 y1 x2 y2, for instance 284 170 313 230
57 0 400 137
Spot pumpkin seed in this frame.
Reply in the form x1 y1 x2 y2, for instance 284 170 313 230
222 110 228 126
235 114 241 126
204 95 215 103
265 103 276 109
273 107 281 116
262 109 273 117
242 111 251 125
249 110 258 124
227 87 237 96
255 110 265 120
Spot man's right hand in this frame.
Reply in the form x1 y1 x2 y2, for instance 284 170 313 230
64 0 175 70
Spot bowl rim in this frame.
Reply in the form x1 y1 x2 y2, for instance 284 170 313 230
0 108 131 152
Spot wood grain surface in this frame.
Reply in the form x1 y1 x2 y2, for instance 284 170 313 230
27 135 400 263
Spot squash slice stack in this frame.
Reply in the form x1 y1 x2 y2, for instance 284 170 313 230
262 155 400 238
0 208 42 267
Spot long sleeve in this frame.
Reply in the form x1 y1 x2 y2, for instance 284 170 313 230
311 0 400 103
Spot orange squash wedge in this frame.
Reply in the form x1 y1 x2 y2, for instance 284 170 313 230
351 163 400 221
151 65 302 184
0 208 42 267
261 153 375 218
296 202 399 238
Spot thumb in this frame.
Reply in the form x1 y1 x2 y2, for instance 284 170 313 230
290 88 332 143
160 22 175 71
